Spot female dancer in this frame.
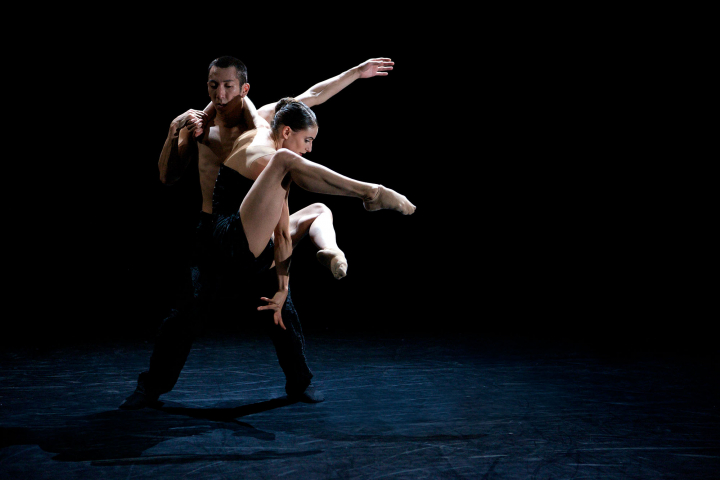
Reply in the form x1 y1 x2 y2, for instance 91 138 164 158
210 96 414 329
194 57 399 282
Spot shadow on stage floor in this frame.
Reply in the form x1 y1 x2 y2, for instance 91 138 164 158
1 333 718 479
1 398 320 465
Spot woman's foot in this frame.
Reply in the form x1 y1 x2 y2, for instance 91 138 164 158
363 185 416 215
317 248 348 279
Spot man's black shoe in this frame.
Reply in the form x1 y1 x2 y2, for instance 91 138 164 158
288 384 325 403
119 388 160 410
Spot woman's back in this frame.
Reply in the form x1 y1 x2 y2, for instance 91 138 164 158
222 117 277 180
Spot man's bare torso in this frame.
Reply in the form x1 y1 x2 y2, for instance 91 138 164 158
197 123 244 214
196 103 277 214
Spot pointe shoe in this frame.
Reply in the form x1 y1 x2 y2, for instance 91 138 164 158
363 185 416 215
316 248 348 280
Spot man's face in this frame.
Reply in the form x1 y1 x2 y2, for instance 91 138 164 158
207 66 247 112
282 126 318 156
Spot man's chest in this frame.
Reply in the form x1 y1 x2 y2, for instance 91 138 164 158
199 126 239 166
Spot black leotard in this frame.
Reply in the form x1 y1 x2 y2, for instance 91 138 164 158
211 164 275 278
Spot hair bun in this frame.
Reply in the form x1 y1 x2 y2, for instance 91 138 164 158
271 97 317 132
275 97 298 114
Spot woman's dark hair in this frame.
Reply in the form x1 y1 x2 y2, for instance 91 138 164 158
208 56 248 84
272 97 318 133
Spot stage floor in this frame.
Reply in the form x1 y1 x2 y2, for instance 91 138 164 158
1 333 718 479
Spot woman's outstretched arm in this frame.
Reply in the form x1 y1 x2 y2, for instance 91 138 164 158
256 57 395 123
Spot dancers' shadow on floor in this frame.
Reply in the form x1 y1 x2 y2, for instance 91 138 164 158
152 395 296 422
0 396 321 465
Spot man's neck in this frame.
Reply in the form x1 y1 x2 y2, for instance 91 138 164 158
215 101 246 129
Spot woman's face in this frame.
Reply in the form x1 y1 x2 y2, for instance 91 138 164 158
282 126 318 156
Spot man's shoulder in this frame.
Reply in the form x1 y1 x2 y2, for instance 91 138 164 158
201 123 254 146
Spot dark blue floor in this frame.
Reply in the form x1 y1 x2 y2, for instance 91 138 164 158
1 333 718 479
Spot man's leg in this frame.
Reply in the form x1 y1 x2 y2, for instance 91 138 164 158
255 270 324 403
120 281 209 409
120 215 216 409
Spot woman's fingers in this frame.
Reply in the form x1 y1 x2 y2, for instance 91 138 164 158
257 298 286 330
275 313 286 330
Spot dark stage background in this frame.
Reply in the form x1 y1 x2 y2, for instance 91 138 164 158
5 20 710 358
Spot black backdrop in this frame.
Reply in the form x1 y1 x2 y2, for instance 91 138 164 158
5 18 709 356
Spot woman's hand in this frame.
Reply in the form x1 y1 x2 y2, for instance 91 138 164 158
258 290 288 330
356 58 394 78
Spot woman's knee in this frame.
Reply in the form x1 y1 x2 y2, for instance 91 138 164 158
268 148 299 173
308 202 333 220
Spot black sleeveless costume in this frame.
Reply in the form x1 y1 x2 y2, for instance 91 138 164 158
137 165 313 398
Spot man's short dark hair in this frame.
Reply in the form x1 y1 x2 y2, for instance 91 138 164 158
208 56 248 84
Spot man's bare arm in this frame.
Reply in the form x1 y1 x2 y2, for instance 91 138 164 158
159 109 207 184
256 58 395 124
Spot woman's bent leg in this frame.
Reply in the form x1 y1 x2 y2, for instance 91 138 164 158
240 149 415 257
289 203 348 279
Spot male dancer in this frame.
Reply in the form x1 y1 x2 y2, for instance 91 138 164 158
120 56 396 409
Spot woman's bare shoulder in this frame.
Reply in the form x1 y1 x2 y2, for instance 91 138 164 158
224 128 276 178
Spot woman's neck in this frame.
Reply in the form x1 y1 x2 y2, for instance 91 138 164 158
270 130 284 150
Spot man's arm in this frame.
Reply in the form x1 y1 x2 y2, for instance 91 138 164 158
256 57 395 123
158 109 207 184
257 193 292 330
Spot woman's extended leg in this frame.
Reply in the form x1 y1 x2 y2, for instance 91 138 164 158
289 203 348 279
239 149 414 257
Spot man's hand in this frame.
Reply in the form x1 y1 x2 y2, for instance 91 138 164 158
170 109 209 138
357 58 394 79
258 290 288 330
